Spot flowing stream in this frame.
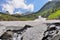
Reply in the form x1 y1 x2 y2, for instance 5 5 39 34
13 33 22 40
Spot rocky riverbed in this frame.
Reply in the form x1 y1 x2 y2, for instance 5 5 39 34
0 17 51 40
0 16 60 40
0 21 47 40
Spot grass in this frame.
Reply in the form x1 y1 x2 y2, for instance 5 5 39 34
0 12 37 21
47 10 60 20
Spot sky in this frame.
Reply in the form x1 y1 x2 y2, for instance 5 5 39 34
0 0 50 14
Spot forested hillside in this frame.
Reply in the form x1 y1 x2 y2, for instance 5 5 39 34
33 1 60 20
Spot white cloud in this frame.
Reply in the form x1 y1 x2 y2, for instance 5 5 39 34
3 4 14 14
48 0 52 1
2 0 34 14
28 4 34 12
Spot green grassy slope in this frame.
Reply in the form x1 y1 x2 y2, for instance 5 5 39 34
31 1 60 20
47 10 60 20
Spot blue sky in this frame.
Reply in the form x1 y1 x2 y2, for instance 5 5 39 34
0 0 49 14
25 0 48 12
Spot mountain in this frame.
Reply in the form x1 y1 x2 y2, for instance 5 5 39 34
30 0 60 20
0 12 38 21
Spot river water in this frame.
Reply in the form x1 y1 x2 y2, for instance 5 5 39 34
12 33 22 40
